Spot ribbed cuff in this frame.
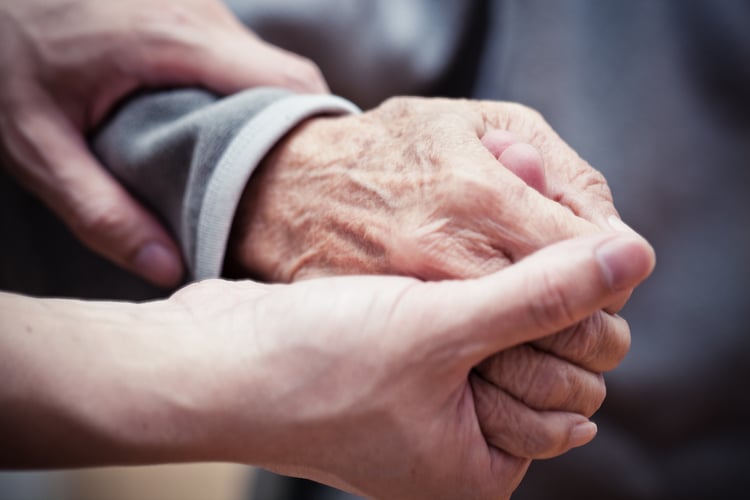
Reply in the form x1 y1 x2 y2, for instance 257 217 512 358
193 94 361 279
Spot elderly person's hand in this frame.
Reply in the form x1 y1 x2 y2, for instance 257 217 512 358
0 0 327 288
227 97 617 284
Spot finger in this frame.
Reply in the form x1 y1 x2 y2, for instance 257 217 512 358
446 159 599 262
480 129 518 158
533 311 631 373
5 105 183 287
197 29 329 94
479 102 618 228
603 216 648 313
498 143 547 195
476 345 606 417
470 373 597 459
134 18 329 96
476 117 630 313
481 129 547 195
479 129 629 312
422 231 655 366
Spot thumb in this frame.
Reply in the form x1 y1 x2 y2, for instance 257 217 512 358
426 232 655 367
4 105 183 288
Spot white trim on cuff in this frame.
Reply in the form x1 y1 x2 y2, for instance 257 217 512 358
193 94 361 280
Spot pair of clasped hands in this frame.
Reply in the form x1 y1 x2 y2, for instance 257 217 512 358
0 1 654 498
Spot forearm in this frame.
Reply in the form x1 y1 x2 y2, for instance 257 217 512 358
0 292 226 468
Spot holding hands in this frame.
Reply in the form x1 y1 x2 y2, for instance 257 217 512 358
0 3 657 497
165 231 653 498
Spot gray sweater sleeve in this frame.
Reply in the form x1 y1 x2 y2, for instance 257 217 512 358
92 88 360 280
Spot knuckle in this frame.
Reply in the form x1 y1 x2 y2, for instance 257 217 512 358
512 101 545 123
605 316 632 369
576 167 614 201
527 360 576 409
536 312 632 372
574 313 631 371
379 95 420 119
497 101 546 128
547 365 606 416
561 316 604 363
524 356 603 416
521 417 563 458
444 169 482 204
298 57 324 80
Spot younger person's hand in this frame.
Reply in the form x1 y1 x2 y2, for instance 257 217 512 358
0 0 327 287
176 231 654 498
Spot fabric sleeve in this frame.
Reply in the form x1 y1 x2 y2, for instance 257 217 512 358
92 88 360 280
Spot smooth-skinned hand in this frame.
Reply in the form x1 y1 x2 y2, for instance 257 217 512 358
171 231 654 499
0 0 328 288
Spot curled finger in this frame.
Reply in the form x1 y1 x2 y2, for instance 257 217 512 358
470 372 597 459
476 345 606 417
533 311 631 373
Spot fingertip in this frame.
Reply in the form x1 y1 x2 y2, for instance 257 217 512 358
568 421 597 449
131 241 184 288
595 234 656 292
480 129 518 158
498 143 547 195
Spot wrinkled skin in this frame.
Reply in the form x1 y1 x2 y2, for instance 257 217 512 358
228 97 616 282
0 0 327 287
173 232 653 500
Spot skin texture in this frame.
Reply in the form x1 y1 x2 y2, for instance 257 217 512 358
0 232 655 500
225 98 638 473
228 97 617 283
0 0 328 288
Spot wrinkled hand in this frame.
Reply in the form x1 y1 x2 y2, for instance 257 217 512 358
228 96 617 283
175 232 654 499
0 0 327 287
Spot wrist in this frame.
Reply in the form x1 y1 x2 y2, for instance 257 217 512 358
0 292 233 467
224 116 328 282
85 297 270 466
225 113 393 282
95 300 222 464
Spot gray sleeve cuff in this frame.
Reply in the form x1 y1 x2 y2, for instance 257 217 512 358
93 87 360 281
193 93 359 279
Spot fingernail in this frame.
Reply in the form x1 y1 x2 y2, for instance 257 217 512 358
133 242 182 288
595 235 649 291
608 215 638 235
569 421 597 448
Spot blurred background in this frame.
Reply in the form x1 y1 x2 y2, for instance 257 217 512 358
0 465 254 500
